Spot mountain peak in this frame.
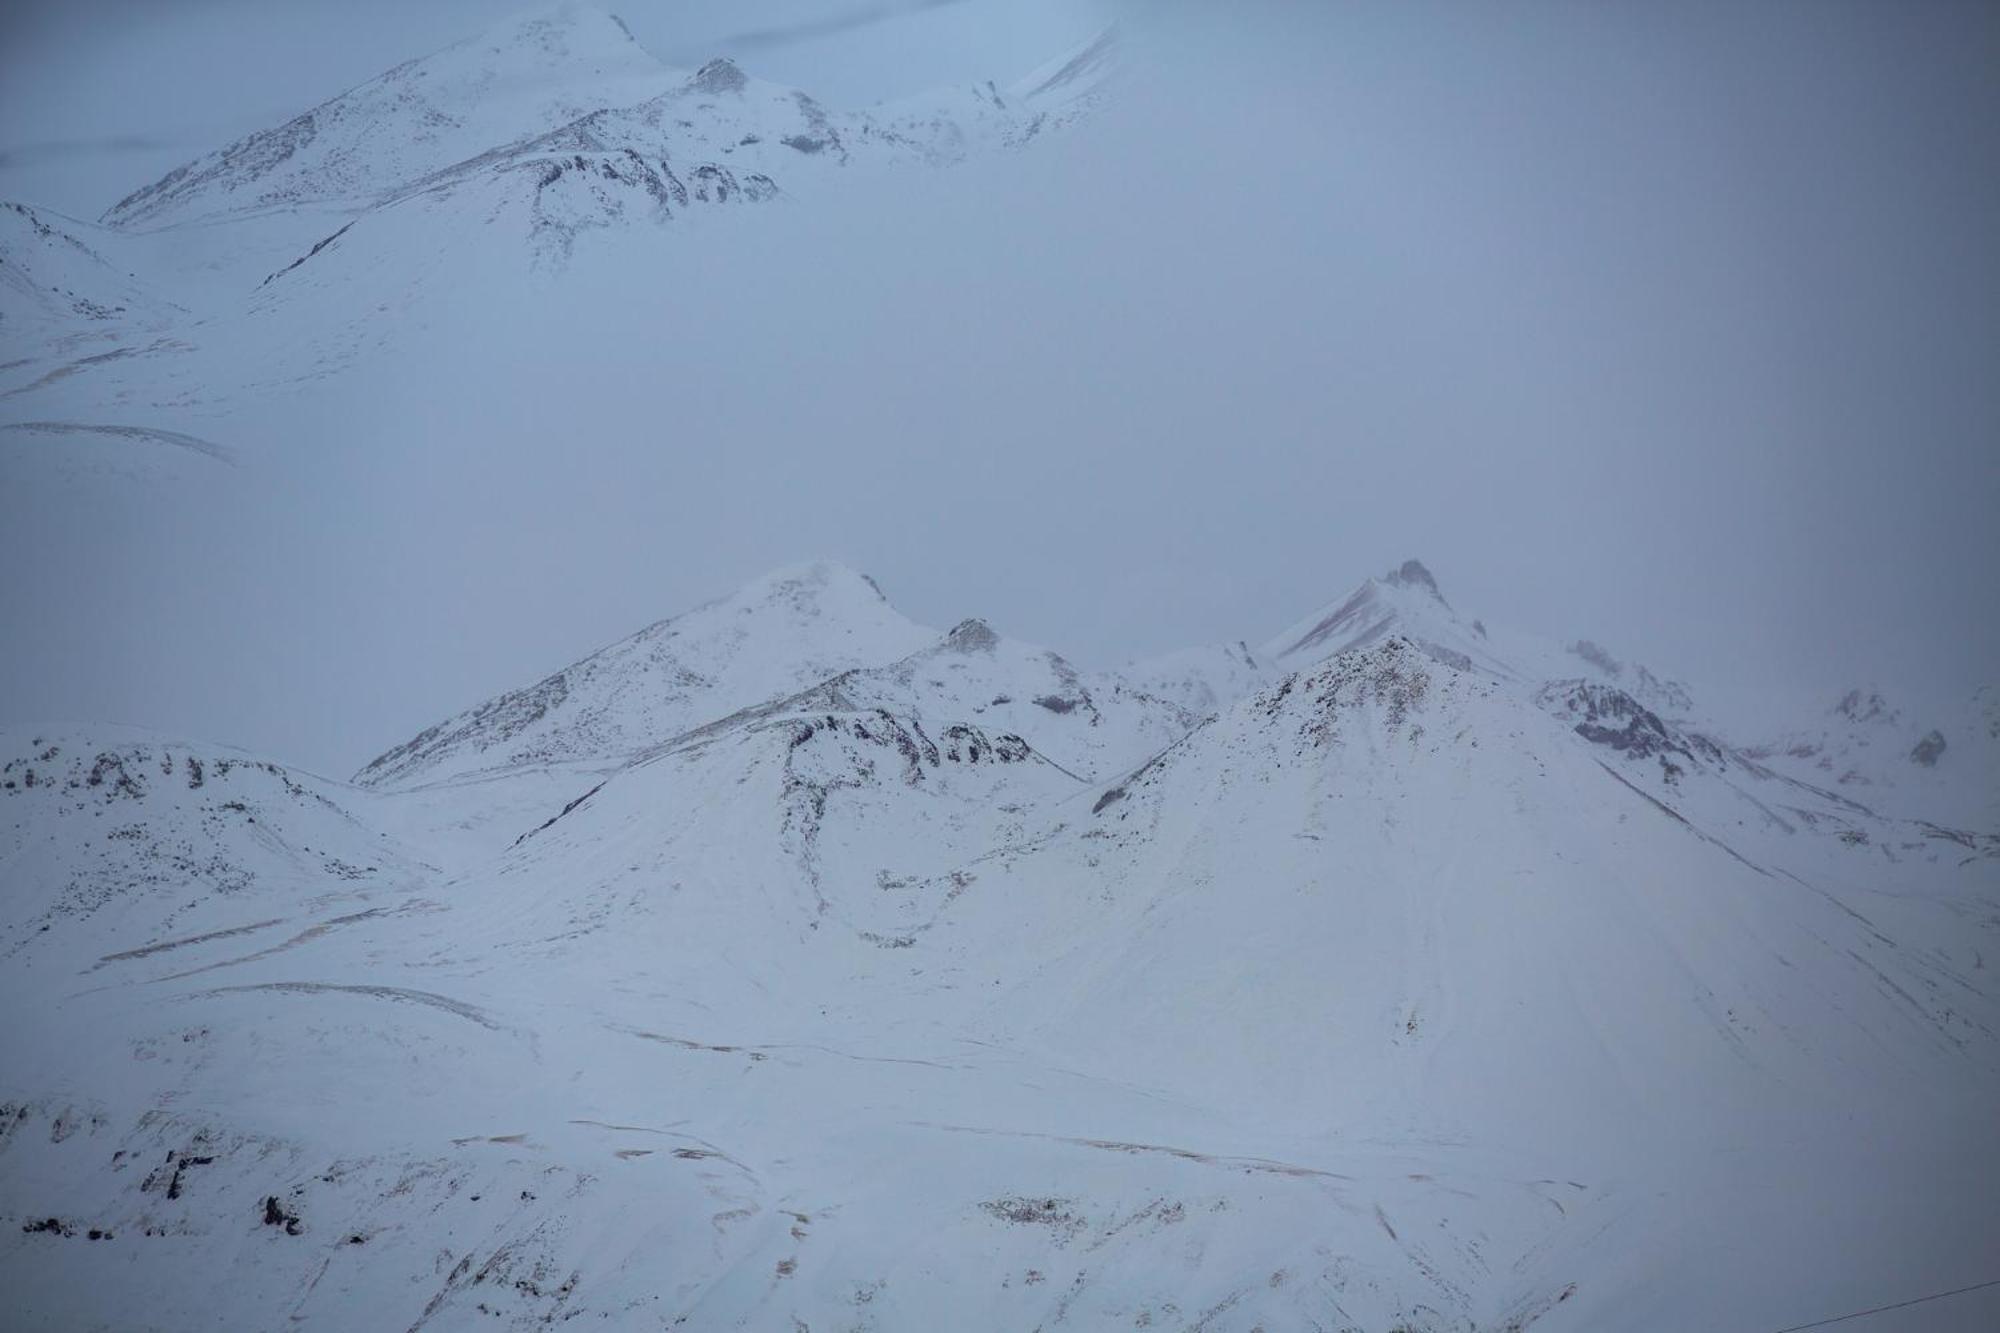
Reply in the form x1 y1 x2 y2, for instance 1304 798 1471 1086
1010 25 1119 103
1831 687 1899 726
1262 559 1467 668
733 559 892 609
473 3 649 61
943 618 1001 653
687 56 749 96
1382 558 1446 604
353 560 929 788
102 1 668 228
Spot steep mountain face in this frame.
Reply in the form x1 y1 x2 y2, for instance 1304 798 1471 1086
4 559 1995 1332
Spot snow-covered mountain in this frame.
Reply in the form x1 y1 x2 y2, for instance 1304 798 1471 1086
0 3 1114 411
0 201 179 344
354 561 937 790
1264 559 1697 719
4 557 1995 1332
102 5 1105 236
3 9 1996 1327
1743 682 2000 829
102 7 681 230
354 560 1203 794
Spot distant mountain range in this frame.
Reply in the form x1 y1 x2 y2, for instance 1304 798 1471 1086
0 3 1111 409
1 8 1994 1329
3 553 1994 1330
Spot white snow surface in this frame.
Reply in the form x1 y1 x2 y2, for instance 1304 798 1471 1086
1744 683 2000 829
3 557 1997 1332
0 2 1112 411
353 560 938 790
1 9 1997 1330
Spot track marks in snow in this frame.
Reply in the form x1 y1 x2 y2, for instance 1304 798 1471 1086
567 1120 754 1175
621 1027 961 1070
187 981 504 1030
149 903 423 982
0 418 231 462
913 1121 1352 1181
93 917 286 966
1592 759 1772 877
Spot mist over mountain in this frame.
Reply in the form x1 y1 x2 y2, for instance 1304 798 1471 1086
1 4 1996 1331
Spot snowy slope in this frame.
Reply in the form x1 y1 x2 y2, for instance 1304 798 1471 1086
0 4 1114 418
0 727 436 966
100 6 680 229
1263 559 1696 719
4 560 1996 1331
1118 639 1268 722
358 563 1200 793
3 8 1996 1322
760 616 1204 783
1745 683 2000 828
354 560 937 790
102 5 1110 235
0 202 179 343
237 29 1111 276
1255 562 1998 890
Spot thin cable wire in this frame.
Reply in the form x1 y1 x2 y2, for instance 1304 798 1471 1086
1767 1276 2000 1333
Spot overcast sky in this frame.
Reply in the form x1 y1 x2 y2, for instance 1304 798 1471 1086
2 0 1996 773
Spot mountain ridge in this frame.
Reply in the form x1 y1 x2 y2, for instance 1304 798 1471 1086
4 556 1995 1331
2 8 1994 1321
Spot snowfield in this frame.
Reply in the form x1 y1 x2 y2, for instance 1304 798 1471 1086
2 557 1996 1331
2 5 1997 1331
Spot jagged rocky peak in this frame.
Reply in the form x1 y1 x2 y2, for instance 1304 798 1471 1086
1541 680 1681 755
1535 679 1723 789
1568 639 1622 677
687 57 748 96
1910 730 1947 767
1564 639 1694 718
1382 558 1447 604
943 618 1000 653
1832 687 1899 726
